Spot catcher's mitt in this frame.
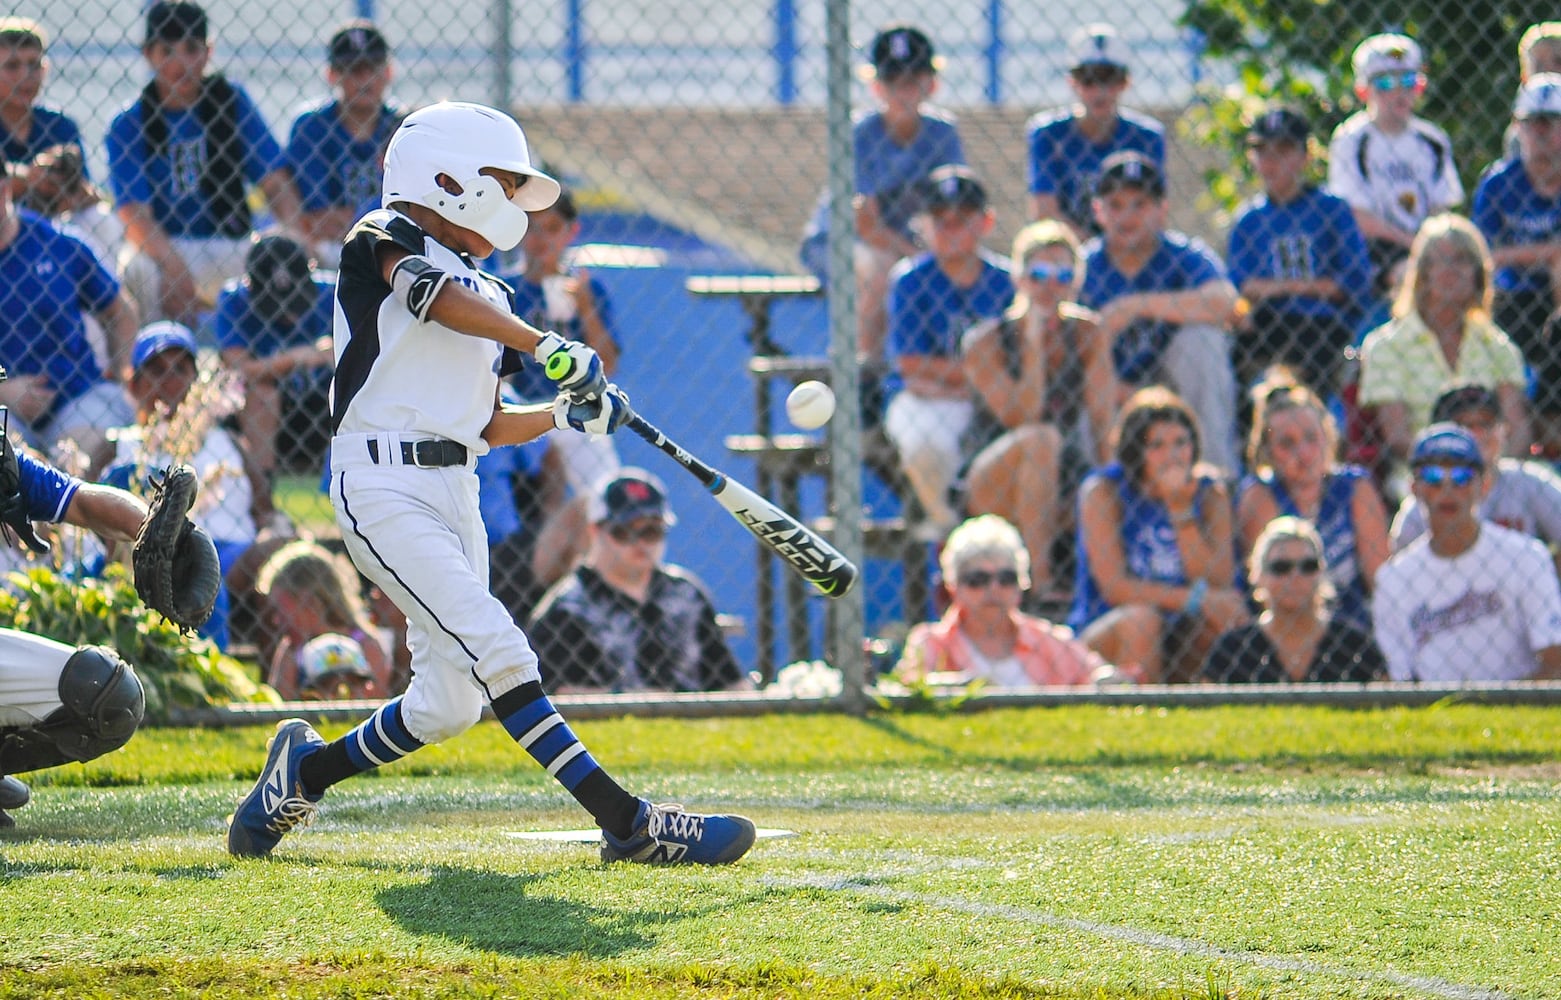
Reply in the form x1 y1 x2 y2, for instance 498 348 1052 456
132 465 221 631
0 430 49 554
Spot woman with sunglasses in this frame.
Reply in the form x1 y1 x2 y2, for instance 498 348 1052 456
1238 372 1389 632
1068 386 1249 683
960 220 1116 592
1202 516 1385 683
896 514 1124 686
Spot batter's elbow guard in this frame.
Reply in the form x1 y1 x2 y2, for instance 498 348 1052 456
390 254 451 323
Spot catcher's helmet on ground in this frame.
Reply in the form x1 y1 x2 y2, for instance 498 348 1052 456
380 102 560 251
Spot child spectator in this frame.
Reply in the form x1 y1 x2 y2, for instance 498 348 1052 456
255 538 392 701
1227 105 1373 394
1026 24 1165 240
0 18 86 199
798 23 965 371
882 165 1013 541
106 1 303 325
287 19 402 269
15 144 123 270
1327 33 1463 301
1502 23 1561 159
293 633 381 701
1373 423 1561 681
1080 151 1240 471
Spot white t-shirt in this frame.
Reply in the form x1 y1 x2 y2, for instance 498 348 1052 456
1391 458 1561 550
959 633 1029 687
112 426 257 545
1327 112 1464 234
1373 523 1561 681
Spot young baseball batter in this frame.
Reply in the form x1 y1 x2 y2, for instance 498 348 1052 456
227 101 756 865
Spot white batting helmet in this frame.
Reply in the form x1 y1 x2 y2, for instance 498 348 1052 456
381 102 561 250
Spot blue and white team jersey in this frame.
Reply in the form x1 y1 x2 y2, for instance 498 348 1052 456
1080 230 1227 382
1472 156 1561 295
1243 467 1373 632
0 211 118 400
1068 462 1216 633
16 447 80 525
886 248 1014 361
1227 186 1373 322
0 107 86 174
500 270 618 402
1025 108 1165 233
104 82 285 238
214 274 336 360
286 100 402 215
801 108 965 249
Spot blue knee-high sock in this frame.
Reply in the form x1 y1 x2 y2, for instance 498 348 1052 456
491 681 641 838
298 698 425 795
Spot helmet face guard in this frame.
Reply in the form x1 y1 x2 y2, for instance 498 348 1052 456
382 102 561 251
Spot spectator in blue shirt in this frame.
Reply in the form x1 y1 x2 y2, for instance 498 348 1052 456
1026 24 1165 240
1081 151 1241 472
799 24 965 369
1473 74 1561 426
1227 106 1373 395
106 1 302 326
0 176 137 473
884 166 1015 540
0 18 87 203
215 234 334 518
287 20 402 269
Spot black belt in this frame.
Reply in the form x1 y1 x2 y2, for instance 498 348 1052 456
366 437 468 468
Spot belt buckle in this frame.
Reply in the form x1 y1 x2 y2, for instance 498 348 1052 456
410 439 441 468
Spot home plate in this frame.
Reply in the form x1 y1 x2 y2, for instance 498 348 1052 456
505 828 797 842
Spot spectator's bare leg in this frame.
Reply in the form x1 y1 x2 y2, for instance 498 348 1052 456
240 379 281 511
1080 604 1163 683
966 424 1062 588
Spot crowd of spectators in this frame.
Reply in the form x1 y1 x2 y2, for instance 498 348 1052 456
8 6 1561 694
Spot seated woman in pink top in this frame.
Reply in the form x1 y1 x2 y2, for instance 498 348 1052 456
895 514 1134 686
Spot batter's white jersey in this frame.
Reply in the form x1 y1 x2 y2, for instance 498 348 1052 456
330 209 510 454
1326 112 1463 234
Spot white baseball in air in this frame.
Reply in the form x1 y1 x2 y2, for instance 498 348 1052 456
786 380 836 430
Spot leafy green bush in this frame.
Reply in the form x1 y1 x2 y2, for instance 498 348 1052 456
0 565 278 721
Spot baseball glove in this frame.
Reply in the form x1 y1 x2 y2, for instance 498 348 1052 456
0 431 49 554
132 465 221 632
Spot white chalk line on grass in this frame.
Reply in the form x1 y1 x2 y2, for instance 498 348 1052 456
766 873 1516 1000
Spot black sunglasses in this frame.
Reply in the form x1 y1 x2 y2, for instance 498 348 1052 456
1072 65 1126 86
1265 557 1321 576
606 522 667 544
958 568 1020 589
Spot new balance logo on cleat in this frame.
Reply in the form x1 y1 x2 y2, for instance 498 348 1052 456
259 735 291 815
600 800 756 865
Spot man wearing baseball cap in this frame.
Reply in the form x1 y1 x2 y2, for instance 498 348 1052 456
1080 150 1241 471
286 19 402 269
1026 23 1165 239
1374 422 1561 681
1391 383 1561 555
1472 74 1561 435
1227 104 1373 393
1326 33 1462 300
528 469 747 693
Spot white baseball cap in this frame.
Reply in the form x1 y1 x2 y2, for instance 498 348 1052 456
1352 33 1422 80
1068 24 1130 71
1517 73 1561 118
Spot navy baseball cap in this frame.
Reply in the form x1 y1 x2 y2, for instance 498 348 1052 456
132 321 198 370
246 235 316 326
1095 151 1166 198
328 19 389 69
1411 423 1485 470
145 1 208 45
1247 105 1311 146
923 164 988 211
590 468 676 527
868 24 938 80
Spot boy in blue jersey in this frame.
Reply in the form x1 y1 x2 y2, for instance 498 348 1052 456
1474 75 1561 429
0 174 137 473
1081 151 1240 472
287 20 402 270
798 24 965 367
883 166 1014 538
1227 106 1373 394
1027 24 1165 240
0 19 87 202
106 1 303 326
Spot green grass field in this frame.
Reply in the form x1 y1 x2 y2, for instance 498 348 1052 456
4 704 1559 999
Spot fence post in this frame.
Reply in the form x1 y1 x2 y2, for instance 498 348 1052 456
492 0 512 112
984 0 1003 104
773 0 798 106
566 0 585 103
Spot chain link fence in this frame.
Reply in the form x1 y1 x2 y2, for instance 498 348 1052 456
4 0 1561 707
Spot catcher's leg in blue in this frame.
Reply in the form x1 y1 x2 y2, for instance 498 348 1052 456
226 719 327 858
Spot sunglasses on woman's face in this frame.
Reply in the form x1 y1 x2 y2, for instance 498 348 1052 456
958 568 1020 589
1266 557 1321 576
1026 262 1076 284
1414 464 1479 487
1370 71 1421 92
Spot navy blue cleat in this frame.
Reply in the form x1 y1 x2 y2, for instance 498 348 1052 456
601 800 757 865
227 719 325 857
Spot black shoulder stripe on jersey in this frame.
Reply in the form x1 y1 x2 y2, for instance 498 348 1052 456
384 213 431 256
331 218 398 434
1356 132 1370 183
